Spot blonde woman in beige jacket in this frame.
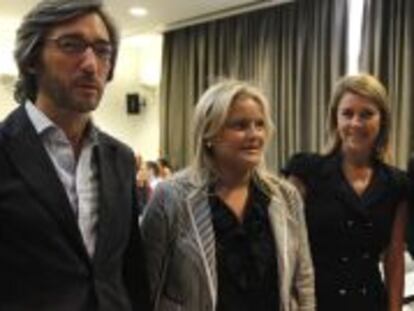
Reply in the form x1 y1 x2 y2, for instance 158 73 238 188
141 80 315 311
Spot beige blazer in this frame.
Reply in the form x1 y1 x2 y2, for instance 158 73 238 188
141 170 315 311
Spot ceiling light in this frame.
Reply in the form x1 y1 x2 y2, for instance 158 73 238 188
129 7 148 17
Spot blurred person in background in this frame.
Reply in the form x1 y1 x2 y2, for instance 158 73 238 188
135 153 150 215
157 157 173 179
146 160 162 193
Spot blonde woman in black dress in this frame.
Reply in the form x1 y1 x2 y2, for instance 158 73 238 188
283 74 407 311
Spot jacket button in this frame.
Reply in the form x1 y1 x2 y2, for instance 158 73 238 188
360 286 367 295
364 222 373 228
346 220 354 227
362 252 370 259
338 289 347 296
340 256 349 263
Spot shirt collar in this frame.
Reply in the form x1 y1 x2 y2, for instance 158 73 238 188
25 101 55 135
25 101 98 146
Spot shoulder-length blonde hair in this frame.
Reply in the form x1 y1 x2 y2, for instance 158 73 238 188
324 73 391 162
190 80 274 186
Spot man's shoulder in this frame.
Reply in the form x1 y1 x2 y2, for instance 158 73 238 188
97 130 133 155
0 106 28 141
95 131 137 179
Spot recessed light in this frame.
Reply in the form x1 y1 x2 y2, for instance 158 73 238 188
129 7 148 17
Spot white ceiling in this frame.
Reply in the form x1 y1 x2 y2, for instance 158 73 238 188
0 0 292 75
0 0 292 37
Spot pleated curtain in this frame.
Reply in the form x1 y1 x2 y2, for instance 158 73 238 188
159 0 348 171
360 0 414 167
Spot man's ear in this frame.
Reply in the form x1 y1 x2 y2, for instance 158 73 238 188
25 57 41 74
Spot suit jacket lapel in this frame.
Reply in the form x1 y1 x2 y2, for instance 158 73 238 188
186 187 217 307
1 107 89 260
92 133 120 263
320 154 366 215
267 194 289 308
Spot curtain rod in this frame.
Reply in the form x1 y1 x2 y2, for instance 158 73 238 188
162 0 294 33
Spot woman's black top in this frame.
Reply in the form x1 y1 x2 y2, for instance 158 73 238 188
405 156 414 257
209 182 279 311
282 152 408 311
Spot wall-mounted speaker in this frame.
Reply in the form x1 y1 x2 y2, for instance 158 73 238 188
126 93 140 114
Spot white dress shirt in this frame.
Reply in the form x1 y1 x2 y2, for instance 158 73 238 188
25 102 99 257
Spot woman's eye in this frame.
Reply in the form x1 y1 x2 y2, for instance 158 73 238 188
227 120 246 129
341 110 353 118
360 110 375 119
255 120 265 128
226 119 265 130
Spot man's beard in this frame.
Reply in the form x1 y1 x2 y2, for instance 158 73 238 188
39 69 103 113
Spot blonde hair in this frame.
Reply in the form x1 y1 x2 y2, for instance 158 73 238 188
190 80 274 185
325 73 391 161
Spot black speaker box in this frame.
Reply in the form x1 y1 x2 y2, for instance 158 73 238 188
126 93 140 114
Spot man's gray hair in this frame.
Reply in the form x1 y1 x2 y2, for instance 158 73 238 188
14 0 119 104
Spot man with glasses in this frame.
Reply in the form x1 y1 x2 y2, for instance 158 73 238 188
0 0 149 310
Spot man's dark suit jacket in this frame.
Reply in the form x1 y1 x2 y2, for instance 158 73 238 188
0 106 149 311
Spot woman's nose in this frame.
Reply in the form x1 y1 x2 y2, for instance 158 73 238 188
350 115 364 127
247 122 262 135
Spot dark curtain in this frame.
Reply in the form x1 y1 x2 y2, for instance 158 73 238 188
160 0 348 170
360 0 414 167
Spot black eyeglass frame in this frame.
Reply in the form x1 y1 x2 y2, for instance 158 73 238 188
45 35 114 61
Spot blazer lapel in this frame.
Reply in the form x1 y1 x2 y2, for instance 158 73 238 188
186 187 217 307
1 107 88 259
267 194 289 309
320 154 365 215
92 132 133 264
92 134 118 262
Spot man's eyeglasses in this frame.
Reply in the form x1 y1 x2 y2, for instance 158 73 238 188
45 35 113 61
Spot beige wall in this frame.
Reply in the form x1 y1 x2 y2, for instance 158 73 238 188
0 75 17 118
0 31 163 161
96 35 163 161
0 17 18 117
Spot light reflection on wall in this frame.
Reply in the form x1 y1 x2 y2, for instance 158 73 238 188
0 17 18 75
122 34 163 86
347 0 364 74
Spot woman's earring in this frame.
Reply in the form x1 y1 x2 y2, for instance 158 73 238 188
206 141 212 149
